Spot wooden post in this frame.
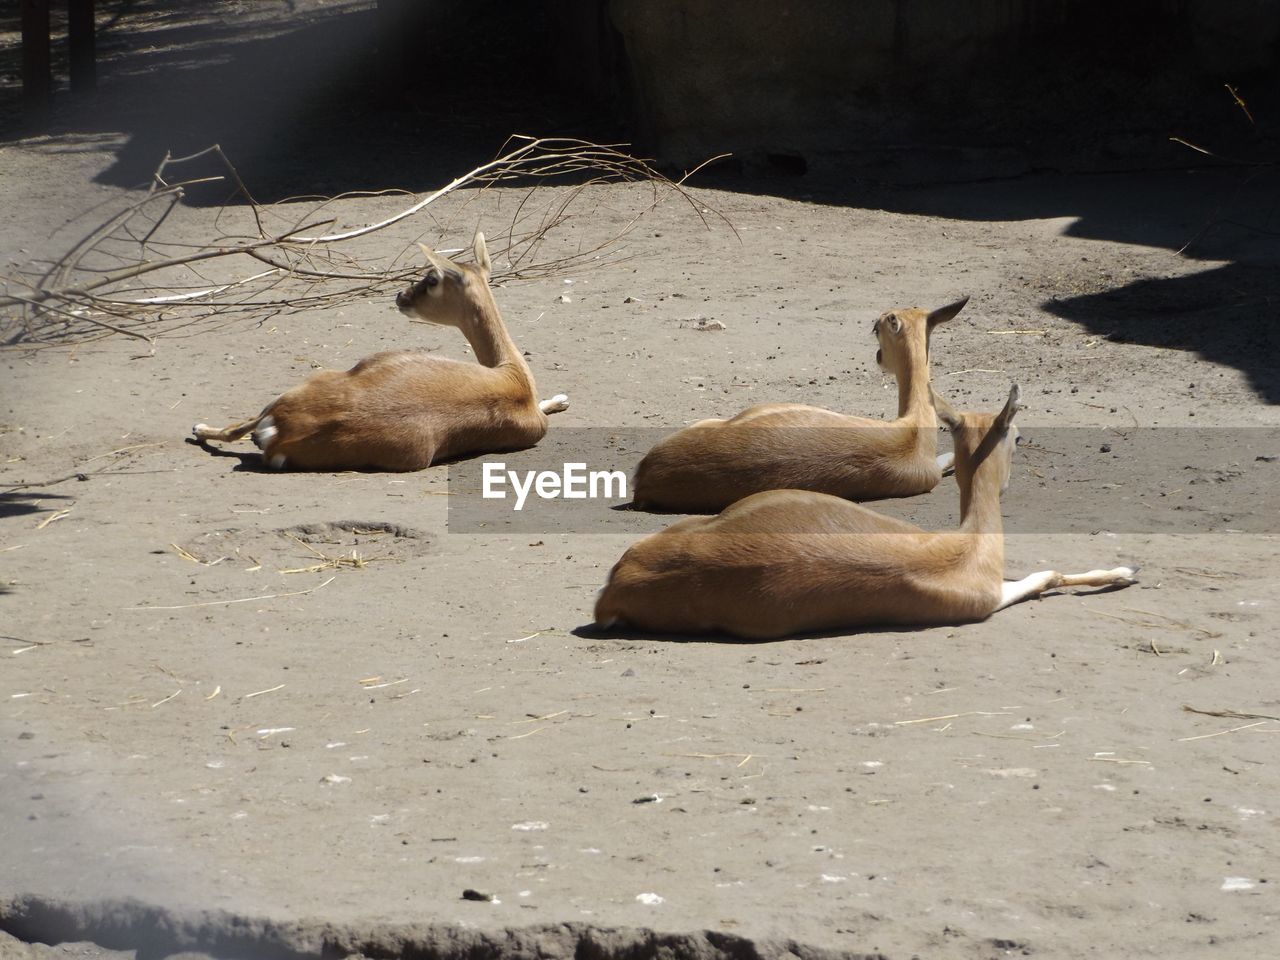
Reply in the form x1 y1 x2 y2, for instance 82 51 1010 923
20 0 52 121
69 0 98 95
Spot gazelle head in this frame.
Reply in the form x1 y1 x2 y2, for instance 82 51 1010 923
395 230 495 327
932 383 1023 497
873 296 968 374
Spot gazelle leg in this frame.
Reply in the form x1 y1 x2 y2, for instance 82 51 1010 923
1057 567 1138 589
997 571 1063 610
936 451 955 475
540 393 570 415
997 566 1137 611
193 416 260 442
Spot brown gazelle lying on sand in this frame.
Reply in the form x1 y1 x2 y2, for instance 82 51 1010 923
193 231 568 470
631 297 969 513
595 385 1136 639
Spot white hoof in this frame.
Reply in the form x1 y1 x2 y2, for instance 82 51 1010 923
540 393 570 415
1112 566 1138 584
192 423 210 438
267 453 287 470
936 451 955 475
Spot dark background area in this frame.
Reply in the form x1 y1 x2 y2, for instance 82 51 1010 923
5 0 1278 193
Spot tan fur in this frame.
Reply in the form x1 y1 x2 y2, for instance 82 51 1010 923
595 386 1135 639
631 297 969 512
192 232 566 471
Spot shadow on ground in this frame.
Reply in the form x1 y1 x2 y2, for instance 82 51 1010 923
836 167 1280 403
1049 259 1280 403
0 491 74 520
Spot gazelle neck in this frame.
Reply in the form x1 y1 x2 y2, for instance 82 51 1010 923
894 343 933 422
459 294 533 381
958 450 1006 536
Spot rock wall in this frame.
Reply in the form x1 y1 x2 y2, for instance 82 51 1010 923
552 0 1280 178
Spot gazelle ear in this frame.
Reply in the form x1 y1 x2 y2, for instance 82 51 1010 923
472 230 492 281
930 386 963 431
417 242 447 272
996 383 1023 431
418 242 465 283
927 296 969 331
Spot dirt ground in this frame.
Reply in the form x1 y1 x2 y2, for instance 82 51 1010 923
3 4 1280 960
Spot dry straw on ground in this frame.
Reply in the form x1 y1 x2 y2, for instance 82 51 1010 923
1 136 729 347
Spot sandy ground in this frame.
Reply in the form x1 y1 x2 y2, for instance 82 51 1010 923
3 4 1280 960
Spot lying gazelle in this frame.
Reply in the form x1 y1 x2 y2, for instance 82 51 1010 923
631 297 969 513
193 231 568 471
595 385 1136 639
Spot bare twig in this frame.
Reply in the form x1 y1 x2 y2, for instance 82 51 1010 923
3 137 733 345
1178 720 1272 743
2 471 91 491
127 575 337 610
1183 704 1280 722
1224 83 1254 127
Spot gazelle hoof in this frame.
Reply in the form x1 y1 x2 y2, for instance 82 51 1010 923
192 423 209 438
540 393 570 415
1113 565 1138 583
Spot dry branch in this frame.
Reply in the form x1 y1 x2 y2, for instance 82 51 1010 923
2 138 732 345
